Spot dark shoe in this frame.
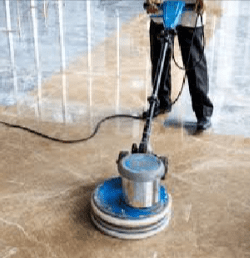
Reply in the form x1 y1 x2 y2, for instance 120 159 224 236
196 117 212 131
142 105 172 119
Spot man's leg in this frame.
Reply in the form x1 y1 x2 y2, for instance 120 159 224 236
177 25 213 127
150 20 172 109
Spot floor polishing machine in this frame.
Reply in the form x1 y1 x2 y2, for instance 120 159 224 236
90 1 192 239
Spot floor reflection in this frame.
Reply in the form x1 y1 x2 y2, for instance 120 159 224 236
1 0 250 138
0 0 144 105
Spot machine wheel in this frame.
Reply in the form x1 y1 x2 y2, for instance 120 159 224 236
159 156 168 180
117 151 129 164
138 142 147 154
131 143 138 154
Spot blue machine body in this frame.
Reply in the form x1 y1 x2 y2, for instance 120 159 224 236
151 0 188 30
93 177 169 219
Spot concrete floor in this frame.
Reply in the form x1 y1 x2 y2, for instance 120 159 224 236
0 1 250 258
0 114 250 258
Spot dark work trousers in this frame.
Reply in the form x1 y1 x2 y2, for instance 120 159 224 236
150 20 213 120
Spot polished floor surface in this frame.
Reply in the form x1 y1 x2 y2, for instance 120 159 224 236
0 1 250 258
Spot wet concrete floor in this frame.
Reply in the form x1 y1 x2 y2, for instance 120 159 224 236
0 1 250 258
0 0 143 105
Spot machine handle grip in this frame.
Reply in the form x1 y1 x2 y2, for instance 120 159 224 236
144 2 196 10
149 3 196 18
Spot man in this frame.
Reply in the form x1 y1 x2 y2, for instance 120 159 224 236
143 0 213 131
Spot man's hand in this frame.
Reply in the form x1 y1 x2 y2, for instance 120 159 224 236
146 3 159 14
195 0 205 14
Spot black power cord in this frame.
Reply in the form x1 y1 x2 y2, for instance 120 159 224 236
0 114 143 144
